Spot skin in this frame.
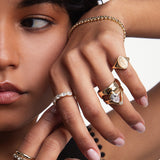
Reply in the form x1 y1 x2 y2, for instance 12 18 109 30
50 0 160 158
0 0 159 160
0 1 145 160
88 83 160 160
0 1 71 159
0 3 70 130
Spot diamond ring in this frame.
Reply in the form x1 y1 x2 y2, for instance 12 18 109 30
13 151 35 160
53 91 73 105
98 79 123 105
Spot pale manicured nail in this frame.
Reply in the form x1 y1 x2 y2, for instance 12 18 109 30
113 137 125 147
132 122 146 133
86 149 100 160
139 96 148 107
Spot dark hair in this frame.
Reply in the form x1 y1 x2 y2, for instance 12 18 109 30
52 0 99 25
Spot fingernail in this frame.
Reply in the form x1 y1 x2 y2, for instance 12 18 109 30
139 96 148 107
113 137 125 146
86 149 100 160
132 122 146 133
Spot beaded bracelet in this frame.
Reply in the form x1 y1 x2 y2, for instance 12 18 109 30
88 126 106 160
69 16 126 41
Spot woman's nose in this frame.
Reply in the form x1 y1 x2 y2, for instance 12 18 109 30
0 24 19 70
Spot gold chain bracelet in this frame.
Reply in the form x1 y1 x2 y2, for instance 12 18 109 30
69 16 126 41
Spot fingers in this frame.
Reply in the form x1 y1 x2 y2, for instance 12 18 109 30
64 52 124 143
55 95 101 160
112 93 146 133
18 106 69 159
51 52 101 160
48 30 147 159
77 43 145 133
98 33 148 107
36 126 71 160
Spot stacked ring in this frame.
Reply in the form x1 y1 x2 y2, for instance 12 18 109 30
13 151 34 160
98 79 123 105
112 56 130 70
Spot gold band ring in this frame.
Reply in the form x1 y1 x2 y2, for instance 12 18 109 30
13 151 35 160
112 56 130 70
98 79 123 105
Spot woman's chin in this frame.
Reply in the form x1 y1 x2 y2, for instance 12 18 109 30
0 116 36 132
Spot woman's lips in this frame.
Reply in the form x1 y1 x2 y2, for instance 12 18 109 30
0 82 25 104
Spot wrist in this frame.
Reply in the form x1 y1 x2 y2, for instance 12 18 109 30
99 0 130 36
102 0 160 38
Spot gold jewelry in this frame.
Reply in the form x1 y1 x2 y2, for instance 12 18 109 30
53 91 73 105
112 56 130 70
69 16 126 41
98 79 123 105
13 151 34 160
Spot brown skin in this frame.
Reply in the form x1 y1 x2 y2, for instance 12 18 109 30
90 82 160 160
0 0 159 159
0 2 70 131
0 1 70 159
0 1 146 159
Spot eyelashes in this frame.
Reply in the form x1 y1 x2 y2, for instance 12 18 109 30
20 16 54 31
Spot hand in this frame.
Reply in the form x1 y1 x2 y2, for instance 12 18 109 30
17 106 71 160
49 1 148 160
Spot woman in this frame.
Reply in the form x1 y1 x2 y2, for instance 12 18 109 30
0 0 159 159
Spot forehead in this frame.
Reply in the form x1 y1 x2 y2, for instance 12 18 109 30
8 0 58 7
0 0 66 14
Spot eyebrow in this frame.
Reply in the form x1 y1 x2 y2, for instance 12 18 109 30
18 0 55 8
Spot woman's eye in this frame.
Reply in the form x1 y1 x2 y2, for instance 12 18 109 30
21 18 53 30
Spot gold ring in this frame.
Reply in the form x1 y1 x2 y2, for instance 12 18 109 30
98 79 123 105
112 56 130 70
13 151 35 160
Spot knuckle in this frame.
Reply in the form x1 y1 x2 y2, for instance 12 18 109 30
50 63 61 80
98 32 114 44
43 137 60 151
58 127 70 144
63 49 79 67
62 110 77 126
80 41 98 54
98 31 122 44
98 31 122 49
84 105 101 120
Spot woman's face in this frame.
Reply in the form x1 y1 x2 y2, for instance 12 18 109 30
0 0 71 131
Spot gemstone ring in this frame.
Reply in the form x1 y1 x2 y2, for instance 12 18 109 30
53 91 73 106
13 151 35 160
98 79 123 105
